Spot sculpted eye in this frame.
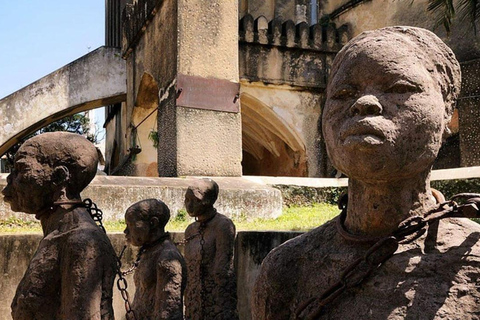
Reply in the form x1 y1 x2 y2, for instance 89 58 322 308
386 80 422 94
331 87 356 100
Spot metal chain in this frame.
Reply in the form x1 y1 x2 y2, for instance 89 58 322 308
296 193 480 320
174 232 200 246
116 246 137 320
83 198 137 320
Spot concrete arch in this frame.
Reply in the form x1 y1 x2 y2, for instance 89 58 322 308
0 46 126 156
240 92 308 176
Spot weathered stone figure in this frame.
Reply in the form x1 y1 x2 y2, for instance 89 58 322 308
184 178 239 320
2 132 117 320
123 199 186 320
252 27 480 319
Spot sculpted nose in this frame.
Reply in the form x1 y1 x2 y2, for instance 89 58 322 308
349 95 383 116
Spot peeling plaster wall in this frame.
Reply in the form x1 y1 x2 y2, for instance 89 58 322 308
121 0 178 176
324 0 480 62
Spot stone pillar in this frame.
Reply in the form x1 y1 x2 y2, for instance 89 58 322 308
175 0 242 176
122 0 241 177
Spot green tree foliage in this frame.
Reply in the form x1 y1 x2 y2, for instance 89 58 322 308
427 0 480 33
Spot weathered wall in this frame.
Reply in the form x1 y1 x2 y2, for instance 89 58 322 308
116 0 178 177
0 175 283 222
239 0 315 25
176 0 242 177
240 83 323 176
0 231 302 320
322 0 480 61
238 14 347 177
111 0 242 177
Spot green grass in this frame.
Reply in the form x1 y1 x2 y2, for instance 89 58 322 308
0 203 340 233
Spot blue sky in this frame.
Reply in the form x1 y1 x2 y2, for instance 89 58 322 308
0 1 105 98
0 1 106 135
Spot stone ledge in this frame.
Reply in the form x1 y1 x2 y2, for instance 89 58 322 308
0 175 283 221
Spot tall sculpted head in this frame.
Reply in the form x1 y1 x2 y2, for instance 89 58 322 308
2 132 98 215
322 26 461 182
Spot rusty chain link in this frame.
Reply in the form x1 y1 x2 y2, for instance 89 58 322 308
296 193 480 320
116 246 137 320
83 198 138 320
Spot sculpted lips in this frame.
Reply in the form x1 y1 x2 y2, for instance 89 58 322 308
340 122 386 147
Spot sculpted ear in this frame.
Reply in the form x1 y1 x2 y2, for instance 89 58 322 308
150 217 159 229
52 166 70 186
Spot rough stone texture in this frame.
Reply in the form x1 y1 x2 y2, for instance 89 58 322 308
252 27 480 320
238 14 348 177
235 231 301 320
176 107 242 176
2 133 117 320
0 47 126 156
458 59 480 167
184 179 238 320
253 218 480 319
239 15 347 89
323 0 480 169
176 0 242 177
0 175 283 222
0 231 302 320
177 0 238 81
124 199 186 320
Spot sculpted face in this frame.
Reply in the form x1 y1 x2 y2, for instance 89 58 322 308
184 189 205 217
323 36 446 181
124 208 151 247
2 144 55 214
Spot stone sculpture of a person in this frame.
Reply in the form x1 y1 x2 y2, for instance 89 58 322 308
252 26 480 319
184 178 239 320
123 199 187 320
2 132 117 320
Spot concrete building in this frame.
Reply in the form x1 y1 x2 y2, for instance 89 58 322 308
103 0 480 178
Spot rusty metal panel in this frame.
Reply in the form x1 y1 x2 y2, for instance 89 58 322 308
176 74 240 113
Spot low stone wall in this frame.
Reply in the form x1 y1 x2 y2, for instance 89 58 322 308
0 175 283 221
0 231 302 320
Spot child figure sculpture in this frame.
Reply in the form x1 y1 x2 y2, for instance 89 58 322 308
2 132 116 320
124 199 186 320
184 178 238 320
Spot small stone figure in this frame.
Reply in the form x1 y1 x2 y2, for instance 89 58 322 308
2 132 117 320
184 178 238 320
252 27 480 319
123 199 187 320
